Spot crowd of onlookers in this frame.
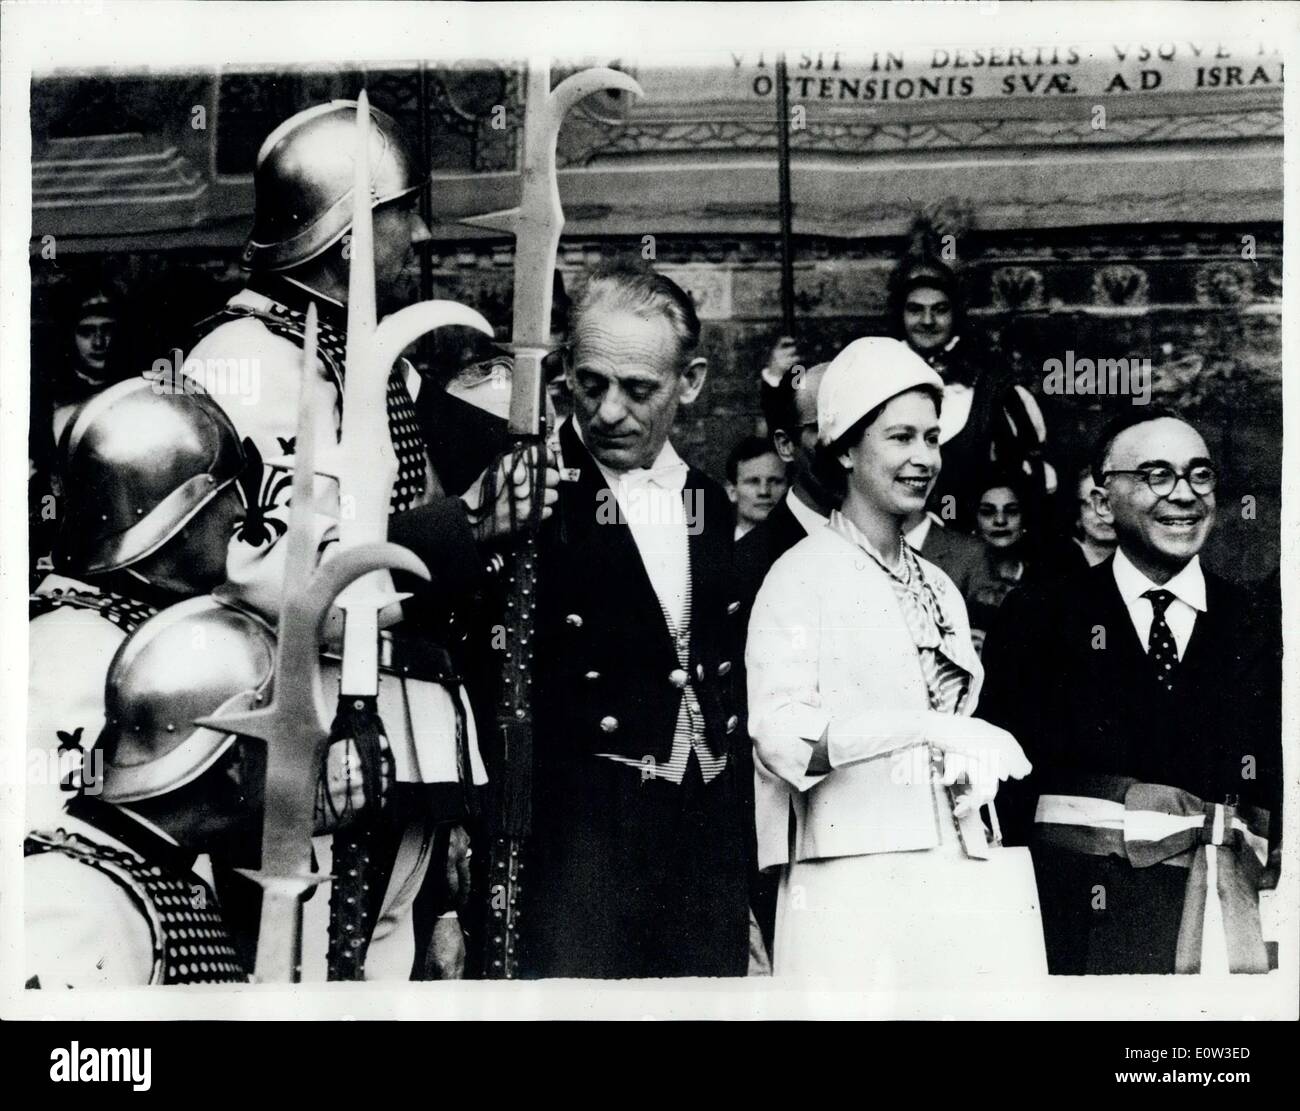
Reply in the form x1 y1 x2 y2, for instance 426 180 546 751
23 90 1282 989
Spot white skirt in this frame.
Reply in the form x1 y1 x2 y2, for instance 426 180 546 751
773 786 1047 986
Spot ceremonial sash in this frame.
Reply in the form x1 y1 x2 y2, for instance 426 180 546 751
1033 776 1272 974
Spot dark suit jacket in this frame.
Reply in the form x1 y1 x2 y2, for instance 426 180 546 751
980 557 1281 973
735 497 810 625
527 418 746 767
517 419 749 976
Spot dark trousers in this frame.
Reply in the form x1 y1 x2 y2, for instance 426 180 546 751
522 750 749 979
1031 843 1189 975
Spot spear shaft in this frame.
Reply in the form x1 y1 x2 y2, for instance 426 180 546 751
327 92 494 980
775 53 796 336
463 60 644 979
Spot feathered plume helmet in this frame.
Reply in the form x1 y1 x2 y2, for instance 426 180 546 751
886 203 974 336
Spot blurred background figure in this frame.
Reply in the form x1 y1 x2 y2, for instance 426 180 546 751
50 281 129 442
1037 465 1120 582
1070 466 1118 568
888 246 1054 532
967 472 1035 652
726 434 789 539
31 278 133 583
756 333 802 437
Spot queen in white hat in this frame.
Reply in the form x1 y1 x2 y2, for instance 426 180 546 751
745 336 1046 986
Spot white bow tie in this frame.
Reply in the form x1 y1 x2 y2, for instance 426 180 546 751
611 458 689 493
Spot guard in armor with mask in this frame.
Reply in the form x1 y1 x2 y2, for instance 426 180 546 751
28 380 247 827
182 100 555 977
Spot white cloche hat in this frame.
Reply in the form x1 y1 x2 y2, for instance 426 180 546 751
817 337 945 446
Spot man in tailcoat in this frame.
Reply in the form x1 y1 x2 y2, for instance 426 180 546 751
520 264 750 978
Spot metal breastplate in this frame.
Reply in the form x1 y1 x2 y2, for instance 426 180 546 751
25 829 249 985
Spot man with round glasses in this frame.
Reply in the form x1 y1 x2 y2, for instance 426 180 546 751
979 408 1281 975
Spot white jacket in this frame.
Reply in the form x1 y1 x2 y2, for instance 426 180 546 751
746 523 984 871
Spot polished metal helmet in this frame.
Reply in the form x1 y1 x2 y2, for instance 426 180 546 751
242 99 424 272
59 378 244 576
97 596 275 804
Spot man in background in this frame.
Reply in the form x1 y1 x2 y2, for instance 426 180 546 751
889 252 1053 530
726 434 788 540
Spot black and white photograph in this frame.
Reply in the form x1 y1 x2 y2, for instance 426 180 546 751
1 0 1296 1052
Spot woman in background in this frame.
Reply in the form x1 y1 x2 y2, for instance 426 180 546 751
967 472 1035 650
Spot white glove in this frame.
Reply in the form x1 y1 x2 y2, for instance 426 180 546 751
926 715 1032 783
941 751 999 814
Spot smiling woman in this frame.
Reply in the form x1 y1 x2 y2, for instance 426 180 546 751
746 336 1046 983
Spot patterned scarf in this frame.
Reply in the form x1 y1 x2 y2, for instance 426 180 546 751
829 510 973 714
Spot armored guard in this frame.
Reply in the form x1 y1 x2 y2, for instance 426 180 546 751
25 596 271 987
29 381 246 827
181 100 556 978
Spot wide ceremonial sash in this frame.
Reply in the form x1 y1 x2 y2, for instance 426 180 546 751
1033 776 1272 974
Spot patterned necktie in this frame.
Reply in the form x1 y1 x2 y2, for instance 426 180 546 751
1143 588 1179 692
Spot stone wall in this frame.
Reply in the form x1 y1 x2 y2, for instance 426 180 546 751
434 224 1284 584
31 217 1283 583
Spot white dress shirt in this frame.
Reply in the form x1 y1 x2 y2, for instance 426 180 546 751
573 421 725 784
576 420 691 629
1111 546 1206 660
786 487 830 536
903 513 933 551
903 510 950 551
